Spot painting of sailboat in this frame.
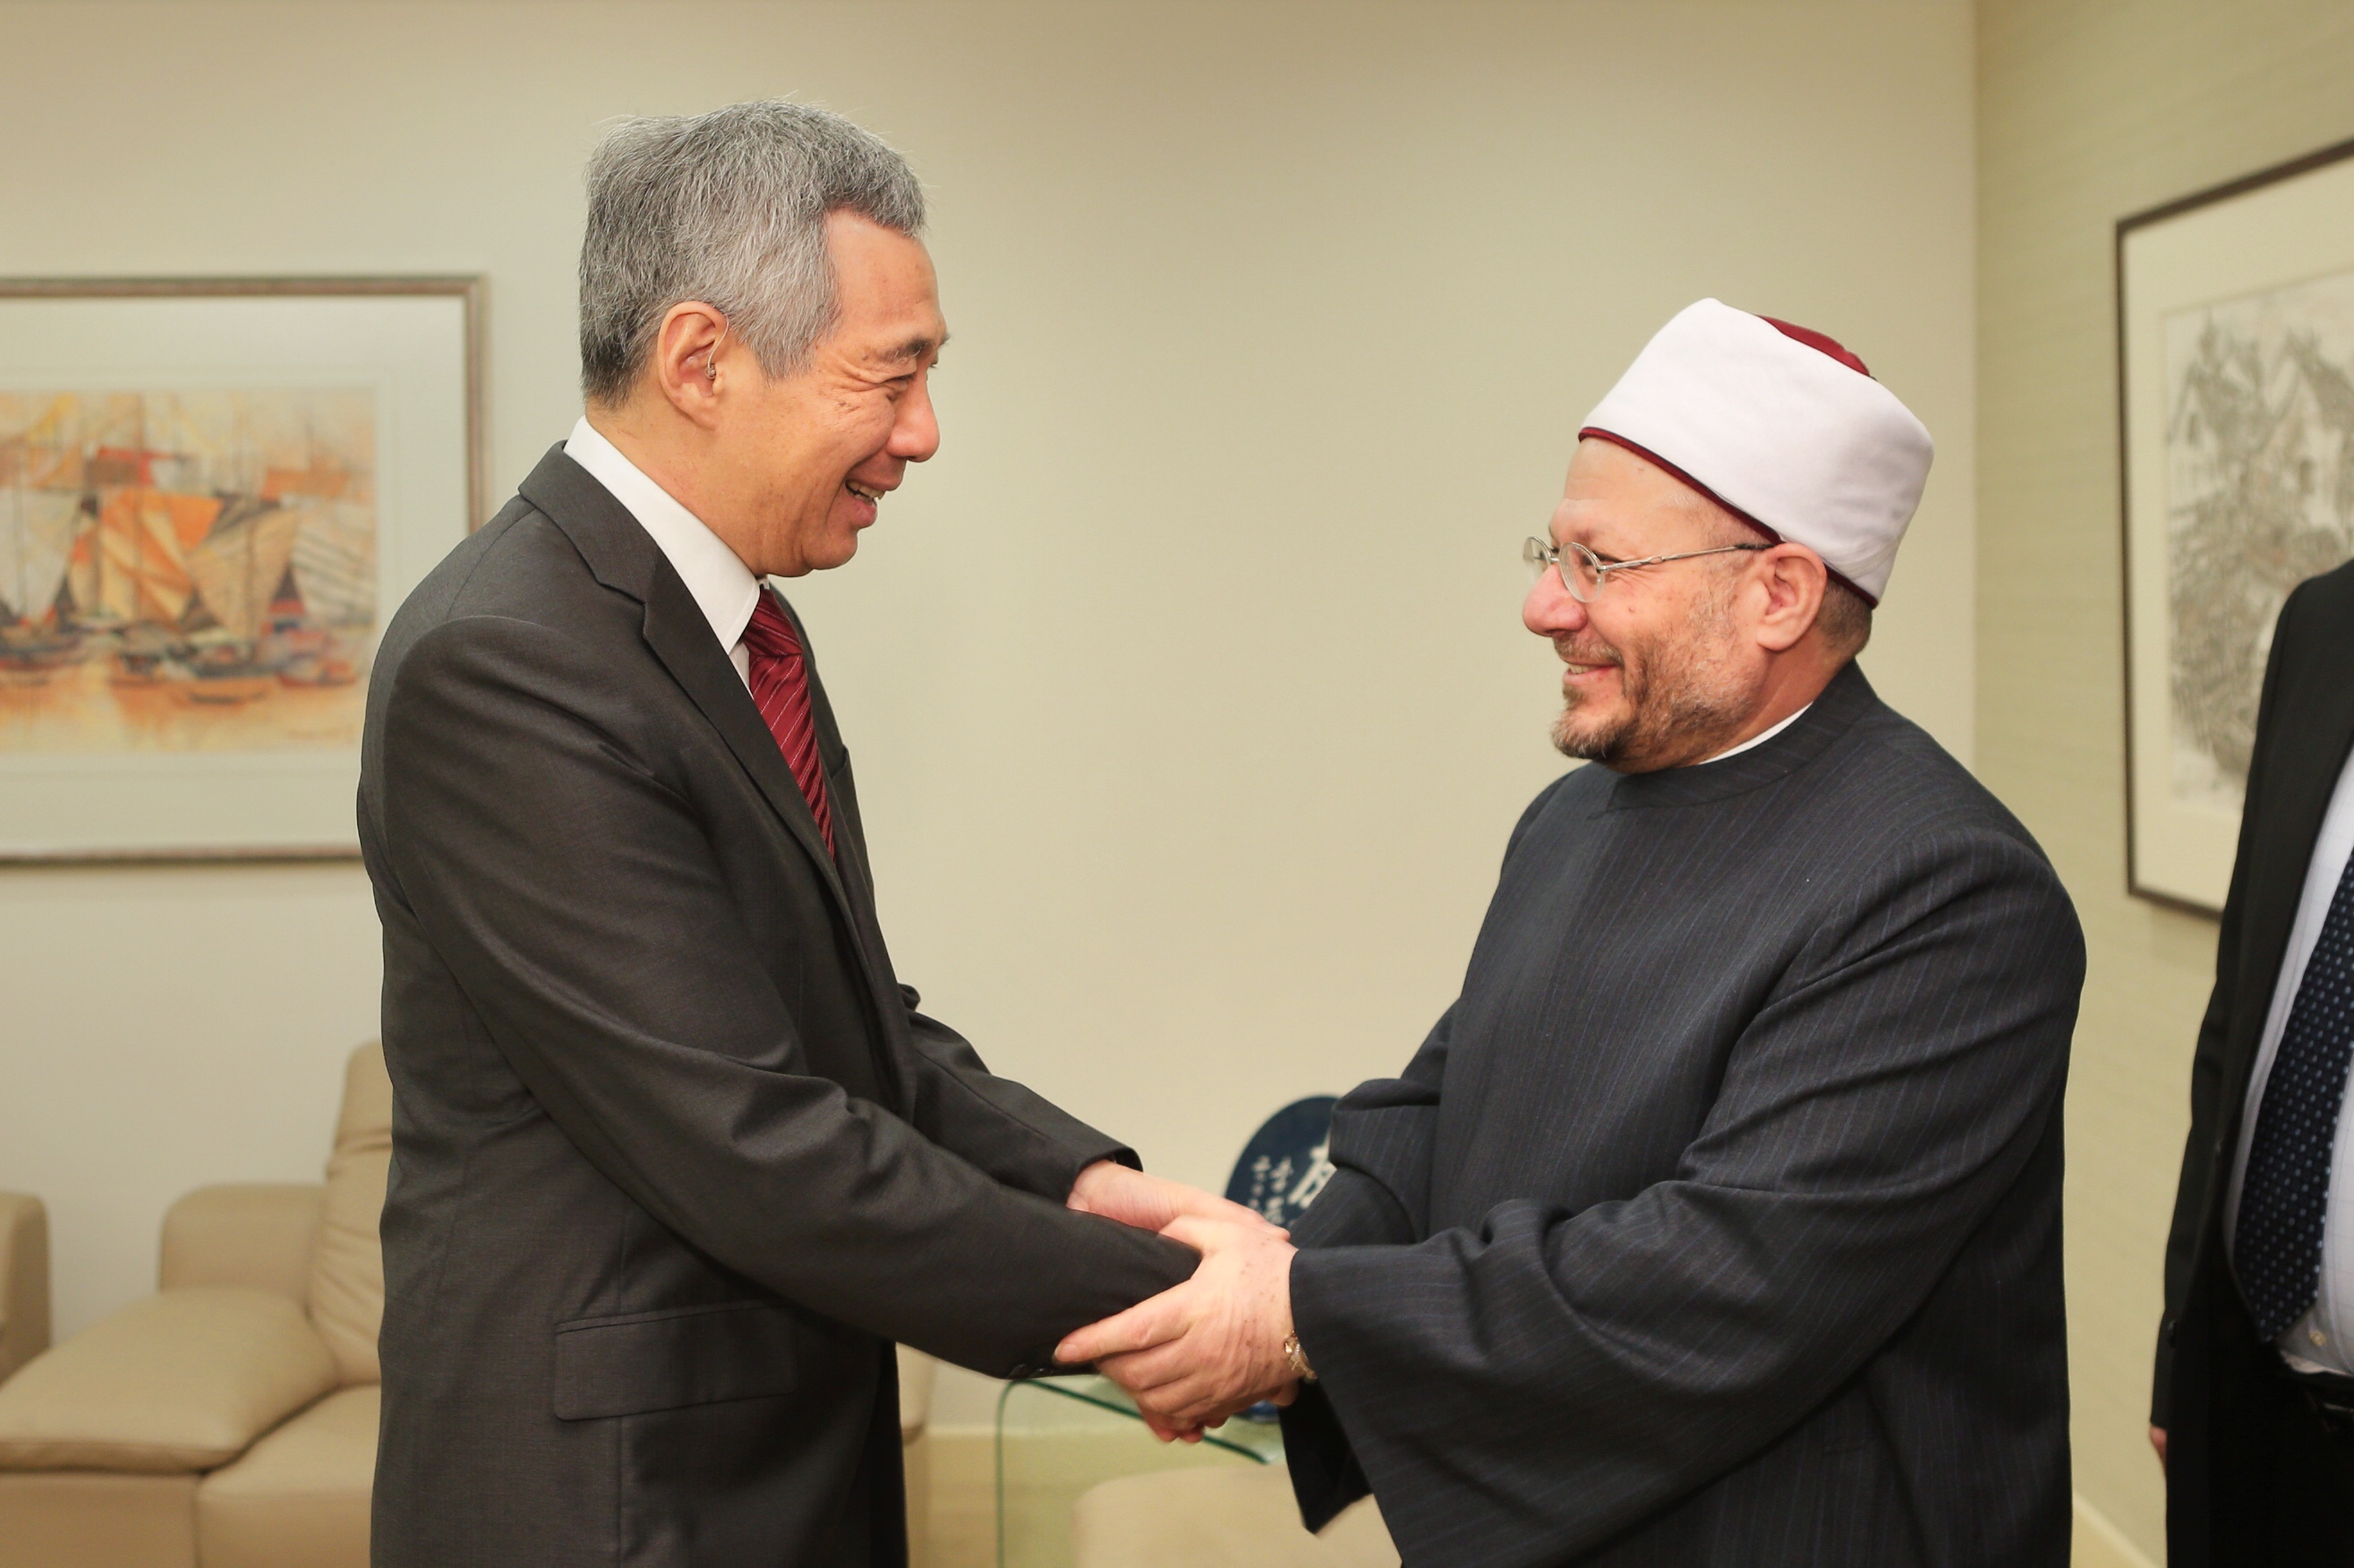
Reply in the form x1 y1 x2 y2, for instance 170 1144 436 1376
0 388 376 751
0 275 474 858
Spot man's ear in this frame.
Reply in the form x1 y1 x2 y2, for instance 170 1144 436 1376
651 302 729 429
1751 544 1829 653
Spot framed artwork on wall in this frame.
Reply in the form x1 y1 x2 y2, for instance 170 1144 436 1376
0 277 481 862
2119 138 2354 914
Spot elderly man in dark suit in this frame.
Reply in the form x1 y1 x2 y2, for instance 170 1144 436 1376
358 101 1246 1567
1062 301 2086 1566
2155 556 2354 1567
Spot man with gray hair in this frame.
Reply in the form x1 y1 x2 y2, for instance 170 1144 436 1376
360 100 1226 1565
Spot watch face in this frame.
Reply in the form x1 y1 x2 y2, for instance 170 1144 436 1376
1224 1095 1341 1230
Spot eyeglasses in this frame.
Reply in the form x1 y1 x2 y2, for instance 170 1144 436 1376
1522 536 1767 602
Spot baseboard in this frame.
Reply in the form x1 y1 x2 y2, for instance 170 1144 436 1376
2073 1494 2160 1568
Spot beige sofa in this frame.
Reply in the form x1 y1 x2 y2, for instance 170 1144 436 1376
0 1044 393 1568
0 1195 49 1392
0 1045 938 1567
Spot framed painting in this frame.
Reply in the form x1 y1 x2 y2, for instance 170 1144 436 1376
2119 140 2354 914
0 277 482 861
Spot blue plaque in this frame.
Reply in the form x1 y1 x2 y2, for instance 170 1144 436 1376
1224 1095 1340 1230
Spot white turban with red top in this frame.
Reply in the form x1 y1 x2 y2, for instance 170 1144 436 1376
1578 298 1932 605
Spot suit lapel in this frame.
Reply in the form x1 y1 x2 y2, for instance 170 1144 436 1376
800 658 891 973
774 598 917 1107
517 445 874 975
2222 576 2354 1105
772 596 873 899
640 575 852 903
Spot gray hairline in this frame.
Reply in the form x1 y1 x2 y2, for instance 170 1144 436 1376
1688 495 1875 654
577 99 926 405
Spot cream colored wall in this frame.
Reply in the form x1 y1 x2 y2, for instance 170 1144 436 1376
0 1 1974 1363
1977 2 2354 1558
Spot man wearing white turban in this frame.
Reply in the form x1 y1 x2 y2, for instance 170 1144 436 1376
1061 302 2085 1565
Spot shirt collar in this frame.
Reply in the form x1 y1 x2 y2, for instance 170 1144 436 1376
1700 701 1812 766
565 415 763 651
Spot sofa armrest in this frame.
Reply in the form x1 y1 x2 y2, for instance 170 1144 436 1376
159 1185 320 1304
0 1288 337 1474
0 1194 49 1386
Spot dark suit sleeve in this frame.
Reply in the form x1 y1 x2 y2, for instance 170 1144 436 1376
373 615 1194 1377
893 992 1139 1199
2154 584 2306 1426
1284 828 2083 1558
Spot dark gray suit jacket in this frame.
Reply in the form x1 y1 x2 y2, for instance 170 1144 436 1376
359 446 1194 1568
2156 558 2354 1566
1280 663 2083 1566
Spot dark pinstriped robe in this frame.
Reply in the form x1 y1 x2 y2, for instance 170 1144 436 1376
1279 661 2082 1567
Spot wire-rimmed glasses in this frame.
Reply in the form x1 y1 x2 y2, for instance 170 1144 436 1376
1522 536 1768 602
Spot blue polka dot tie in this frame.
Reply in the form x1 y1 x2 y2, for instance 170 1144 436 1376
2239 851 2354 1343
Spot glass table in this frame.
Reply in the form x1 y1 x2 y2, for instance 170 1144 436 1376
993 1376 1284 1568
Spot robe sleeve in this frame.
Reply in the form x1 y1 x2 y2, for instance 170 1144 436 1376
1290 775 1568 1256
1278 1017 1454 1526
1292 1009 1451 1251
1283 823 2083 1561
1280 779 1568 1523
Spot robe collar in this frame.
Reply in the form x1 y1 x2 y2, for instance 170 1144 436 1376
1602 660 1877 812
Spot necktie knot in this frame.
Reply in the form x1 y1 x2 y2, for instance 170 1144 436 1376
743 593 804 662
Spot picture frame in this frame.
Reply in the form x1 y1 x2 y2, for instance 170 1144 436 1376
0 276 482 863
2119 139 2354 915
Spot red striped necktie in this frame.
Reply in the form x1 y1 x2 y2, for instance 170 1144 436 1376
741 592 835 856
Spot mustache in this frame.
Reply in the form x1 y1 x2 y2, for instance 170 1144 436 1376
1552 638 1622 667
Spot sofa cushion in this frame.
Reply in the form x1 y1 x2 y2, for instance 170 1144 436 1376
0 1470 199 1568
159 1186 320 1304
196 1384 376 1568
309 1044 389 1385
0 1289 337 1474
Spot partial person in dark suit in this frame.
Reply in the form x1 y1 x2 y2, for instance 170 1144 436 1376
2155 556 2354 1568
359 101 1245 1567
1061 301 2085 1565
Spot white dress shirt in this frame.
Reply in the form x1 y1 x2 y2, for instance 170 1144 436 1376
563 416 763 689
1701 703 1812 765
2225 742 2354 1375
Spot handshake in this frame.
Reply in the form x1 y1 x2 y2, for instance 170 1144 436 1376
1055 1162 1309 1442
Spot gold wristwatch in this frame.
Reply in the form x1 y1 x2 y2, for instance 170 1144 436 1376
1283 1332 1317 1383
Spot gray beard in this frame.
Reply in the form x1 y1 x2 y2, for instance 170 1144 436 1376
1550 625 1749 771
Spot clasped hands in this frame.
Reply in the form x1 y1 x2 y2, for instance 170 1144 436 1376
1060 1162 1303 1442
